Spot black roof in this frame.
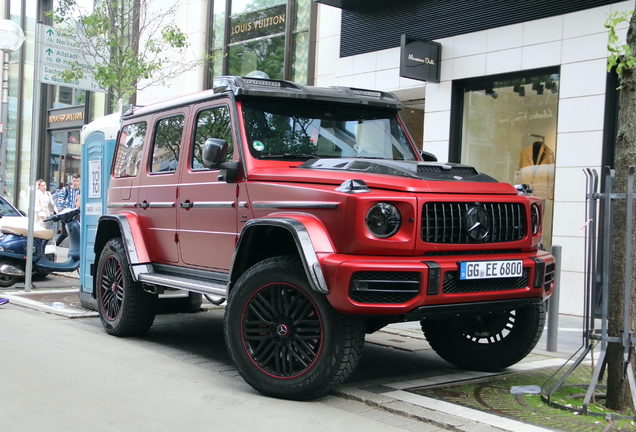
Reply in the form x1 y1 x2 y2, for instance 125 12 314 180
124 76 402 119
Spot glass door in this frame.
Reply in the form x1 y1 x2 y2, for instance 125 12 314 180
50 129 82 192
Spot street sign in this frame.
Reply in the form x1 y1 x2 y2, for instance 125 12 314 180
40 25 106 92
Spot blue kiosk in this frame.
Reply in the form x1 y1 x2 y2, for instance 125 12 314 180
79 113 120 310
78 113 202 311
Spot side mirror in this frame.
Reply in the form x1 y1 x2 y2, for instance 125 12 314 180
419 150 438 162
202 138 228 167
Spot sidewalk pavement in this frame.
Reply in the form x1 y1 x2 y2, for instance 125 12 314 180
0 262 594 432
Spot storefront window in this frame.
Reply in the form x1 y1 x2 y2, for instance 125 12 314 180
458 68 559 248
210 0 313 84
228 2 286 79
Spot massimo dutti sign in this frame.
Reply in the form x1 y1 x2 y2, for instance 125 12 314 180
399 35 441 83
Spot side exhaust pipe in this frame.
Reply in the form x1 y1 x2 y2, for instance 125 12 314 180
0 264 24 276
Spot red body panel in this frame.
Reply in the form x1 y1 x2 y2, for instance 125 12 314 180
103 87 554 318
319 250 554 314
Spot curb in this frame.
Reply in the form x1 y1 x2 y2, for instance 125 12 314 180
0 288 97 318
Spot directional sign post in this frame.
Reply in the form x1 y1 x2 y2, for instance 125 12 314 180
41 24 106 92
24 23 109 291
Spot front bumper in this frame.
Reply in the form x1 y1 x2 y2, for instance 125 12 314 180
319 250 555 316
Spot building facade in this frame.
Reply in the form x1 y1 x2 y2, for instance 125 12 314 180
2 0 315 207
314 0 631 315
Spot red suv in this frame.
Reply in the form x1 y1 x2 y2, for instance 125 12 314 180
93 76 555 400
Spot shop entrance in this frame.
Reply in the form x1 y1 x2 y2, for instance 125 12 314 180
452 67 560 250
50 129 81 192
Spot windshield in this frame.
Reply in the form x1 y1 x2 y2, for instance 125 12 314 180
0 196 20 217
241 99 418 161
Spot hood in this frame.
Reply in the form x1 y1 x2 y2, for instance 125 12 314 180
248 158 519 195
299 158 498 183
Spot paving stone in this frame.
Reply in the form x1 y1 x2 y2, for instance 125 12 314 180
402 421 448 432
358 408 392 421
383 400 468 427
378 414 421 427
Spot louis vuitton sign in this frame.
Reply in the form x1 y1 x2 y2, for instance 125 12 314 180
230 4 286 44
400 35 441 83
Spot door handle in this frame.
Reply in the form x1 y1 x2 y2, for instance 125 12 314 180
179 201 193 209
139 201 149 209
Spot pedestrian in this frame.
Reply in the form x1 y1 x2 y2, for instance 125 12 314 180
56 173 80 246
34 179 56 228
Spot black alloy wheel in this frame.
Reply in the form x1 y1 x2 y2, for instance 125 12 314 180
100 253 124 321
225 255 365 400
422 302 546 371
242 282 323 378
96 238 157 336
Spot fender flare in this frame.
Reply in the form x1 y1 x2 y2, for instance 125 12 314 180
230 216 333 294
94 213 151 281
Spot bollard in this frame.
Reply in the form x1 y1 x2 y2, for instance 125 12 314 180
547 244 562 352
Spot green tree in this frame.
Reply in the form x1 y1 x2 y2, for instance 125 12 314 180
605 10 636 412
49 0 203 107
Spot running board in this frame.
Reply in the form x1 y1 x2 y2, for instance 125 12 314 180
138 273 228 297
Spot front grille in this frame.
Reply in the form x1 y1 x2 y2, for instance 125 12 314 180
422 202 526 244
418 166 478 175
349 271 420 304
442 269 529 294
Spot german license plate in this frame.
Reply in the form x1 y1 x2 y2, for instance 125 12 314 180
459 260 523 280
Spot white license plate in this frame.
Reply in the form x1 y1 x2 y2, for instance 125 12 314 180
459 260 523 280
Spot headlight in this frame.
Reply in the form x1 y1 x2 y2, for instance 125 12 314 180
531 203 541 235
366 203 401 238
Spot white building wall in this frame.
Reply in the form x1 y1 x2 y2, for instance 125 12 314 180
315 1 635 316
135 0 207 106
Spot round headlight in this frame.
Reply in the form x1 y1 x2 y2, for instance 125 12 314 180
531 203 541 235
366 203 401 238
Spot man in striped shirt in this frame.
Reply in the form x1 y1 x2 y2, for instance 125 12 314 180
56 173 80 246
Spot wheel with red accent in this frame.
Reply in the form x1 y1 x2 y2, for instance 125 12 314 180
96 238 157 336
224 255 365 400
421 302 545 371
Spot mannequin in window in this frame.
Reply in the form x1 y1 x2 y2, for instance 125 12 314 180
517 141 555 200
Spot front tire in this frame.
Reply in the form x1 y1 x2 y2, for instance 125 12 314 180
96 238 157 336
224 256 365 400
422 302 545 371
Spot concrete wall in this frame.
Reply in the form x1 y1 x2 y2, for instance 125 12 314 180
135 0 207 106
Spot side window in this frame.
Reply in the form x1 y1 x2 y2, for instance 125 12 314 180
192 106 234 170
113 122 146 178
150 114 186 174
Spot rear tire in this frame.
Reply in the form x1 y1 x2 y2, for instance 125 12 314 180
422 302 545 371
224 256 365 400
96 238 157 336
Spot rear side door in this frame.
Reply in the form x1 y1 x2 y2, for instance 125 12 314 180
138 109 189 263
177 102 240 271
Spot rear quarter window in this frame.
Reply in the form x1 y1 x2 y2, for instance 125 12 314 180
113 122 147 178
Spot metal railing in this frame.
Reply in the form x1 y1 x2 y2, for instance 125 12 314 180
544 167 636 419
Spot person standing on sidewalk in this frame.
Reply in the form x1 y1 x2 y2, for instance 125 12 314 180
34 179 56 228
56 173 80 246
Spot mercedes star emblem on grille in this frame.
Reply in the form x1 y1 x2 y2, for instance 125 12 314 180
465 205 491 241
